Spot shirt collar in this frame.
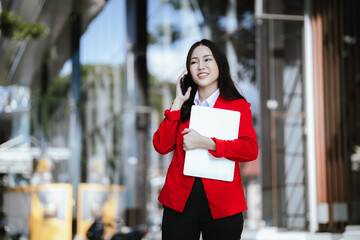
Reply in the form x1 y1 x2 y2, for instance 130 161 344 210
194 89 220 108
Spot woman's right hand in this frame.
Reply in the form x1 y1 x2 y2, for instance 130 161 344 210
171 70 192 111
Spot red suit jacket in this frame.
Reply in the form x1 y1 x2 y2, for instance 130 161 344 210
153 95 258 219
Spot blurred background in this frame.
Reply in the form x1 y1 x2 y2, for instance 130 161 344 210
0 0 359 239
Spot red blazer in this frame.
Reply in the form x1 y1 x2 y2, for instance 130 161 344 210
153 95 258 219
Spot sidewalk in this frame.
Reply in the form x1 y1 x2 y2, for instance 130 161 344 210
142 227 345 240
142 225 360 240
242 227 342 240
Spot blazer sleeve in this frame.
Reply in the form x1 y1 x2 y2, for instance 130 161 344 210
208 101 258 162
153 109 181 155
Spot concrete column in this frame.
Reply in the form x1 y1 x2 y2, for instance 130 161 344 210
125 0 148 227
69 12 82 219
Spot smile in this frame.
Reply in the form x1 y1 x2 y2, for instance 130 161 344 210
197 72 208 78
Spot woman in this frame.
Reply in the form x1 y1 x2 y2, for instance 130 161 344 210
153 39 258 240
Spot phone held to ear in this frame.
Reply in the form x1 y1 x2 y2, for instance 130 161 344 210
180 76 187 95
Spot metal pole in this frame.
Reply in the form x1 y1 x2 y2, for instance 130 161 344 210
304 0 318 232
125 0 148 226
69 12 82 219
270 111 278 227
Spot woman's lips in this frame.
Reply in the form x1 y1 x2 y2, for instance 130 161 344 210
197 72 208 79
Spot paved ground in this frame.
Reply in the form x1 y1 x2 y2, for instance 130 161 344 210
142 226 349 240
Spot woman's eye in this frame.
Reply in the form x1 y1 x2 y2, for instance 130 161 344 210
190 61 197 65
205 58 212 62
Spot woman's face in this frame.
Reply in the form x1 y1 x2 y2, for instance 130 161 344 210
189 45 219 93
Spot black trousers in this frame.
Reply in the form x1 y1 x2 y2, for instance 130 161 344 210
162 178 244 240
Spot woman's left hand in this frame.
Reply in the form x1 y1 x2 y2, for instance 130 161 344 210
182 128 216 151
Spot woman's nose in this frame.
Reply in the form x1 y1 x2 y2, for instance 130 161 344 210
198 60 205 69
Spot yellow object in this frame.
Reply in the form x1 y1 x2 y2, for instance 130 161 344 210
36 158 51 173
29 184 73 240
76 183 125 238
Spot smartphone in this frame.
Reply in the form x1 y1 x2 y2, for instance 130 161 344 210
180 75 189 95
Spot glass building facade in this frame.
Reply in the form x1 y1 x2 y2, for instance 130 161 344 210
257 0 306 229
1 0 259 235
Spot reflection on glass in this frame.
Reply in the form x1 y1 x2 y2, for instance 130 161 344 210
263 0 304 15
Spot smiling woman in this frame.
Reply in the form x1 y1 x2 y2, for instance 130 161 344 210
179 39 246 123
153 39 258 240
189 46 219 100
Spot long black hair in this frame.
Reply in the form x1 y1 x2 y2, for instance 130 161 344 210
180 39 246 122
